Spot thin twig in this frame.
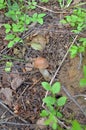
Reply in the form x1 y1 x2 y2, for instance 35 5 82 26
73 94 86 98
0 100 27 123
62 85 86 117
78 53 82 69
42 35 78 107
35 5 66 14
0 121 37 127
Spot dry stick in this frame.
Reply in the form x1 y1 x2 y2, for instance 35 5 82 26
0 121 39 128
0 100 27 123
42 35 78 107
62 86 86 117
35 5 66 14
73 94 86 98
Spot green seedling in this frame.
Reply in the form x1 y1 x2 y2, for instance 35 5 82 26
61 8 86 33
28 0 37 9
40 82 67 130
5 62 13 72
3 1 46 48
69 37 86 58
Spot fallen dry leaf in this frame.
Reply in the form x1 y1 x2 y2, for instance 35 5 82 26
36 118 46 129
26 34 49 51
0 88 13 106
11 76 24 90
2 72 11 87
10 70 25 90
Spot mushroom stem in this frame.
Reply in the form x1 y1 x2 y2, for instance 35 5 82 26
39 69 51 81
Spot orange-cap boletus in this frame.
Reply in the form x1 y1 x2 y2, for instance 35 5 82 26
33 57 51 81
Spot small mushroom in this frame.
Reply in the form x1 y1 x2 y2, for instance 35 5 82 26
33 57 51 81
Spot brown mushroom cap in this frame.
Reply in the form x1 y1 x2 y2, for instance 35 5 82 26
33 57 49 69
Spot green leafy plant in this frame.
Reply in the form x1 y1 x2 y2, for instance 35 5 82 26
60 8 86 58
3 1 46 48
69 37 86 58
61 8 86 33
40 82 67 130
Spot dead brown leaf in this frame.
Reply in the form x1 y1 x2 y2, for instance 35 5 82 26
10 70 25 90
2 72 11 87
26 34 49 50
11 76 24 90
0 88 13 106
36 118 46 129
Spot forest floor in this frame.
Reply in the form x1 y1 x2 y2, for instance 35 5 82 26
0 0 86 130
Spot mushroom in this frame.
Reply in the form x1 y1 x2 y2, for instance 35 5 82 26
33 57 51 81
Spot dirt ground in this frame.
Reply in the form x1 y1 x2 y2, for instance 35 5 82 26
0 0 86 130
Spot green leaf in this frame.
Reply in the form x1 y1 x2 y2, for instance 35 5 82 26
5 34 15 40
31 43 43 50
41 82 51 91
60 19 67 24
0 0 6 9
38 13 46 18
70 45 78 58
8 41 15 48
12 23 19 32
33 13 37 18
6 29 11 33
52 122 58 130
57 96 67 106
51 82 61 94
43 96 56 106
44 118 51 125
56 112 63 118
37 18 44 25
66 16 71 23
5 62 13 72
4 24 11 33
13 37 21 42
49 106 56 115
44 114 55 125
40 110 49 117
78 46 85 53
80 78 86 87
71 120 82 130
83 65 86 78
5 12 16 21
